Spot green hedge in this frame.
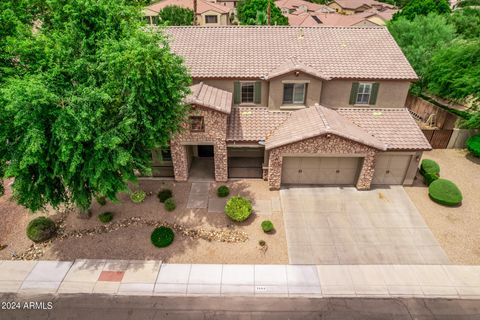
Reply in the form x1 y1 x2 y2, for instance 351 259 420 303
164 197 176 211
466 134 480 157
217 185 230 197
26 217 56 243
157 189 173 203
224 196 252 222
261 220 274 233
98 212 114 223
420 159 440 176
130 190 146 203
429 179 463 206
151 227 175 248
423 172 439 186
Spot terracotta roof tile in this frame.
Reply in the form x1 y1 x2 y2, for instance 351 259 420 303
166 26 418 80
186 82 232 114
146 0 230 15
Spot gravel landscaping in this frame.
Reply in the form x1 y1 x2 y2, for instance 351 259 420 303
0 179 288 264
405 149 480 265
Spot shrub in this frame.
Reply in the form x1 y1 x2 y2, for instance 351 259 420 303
420 159 440 176
217 185 230 197
96 196 107 206
164 197 176 211
0 182 4 197
423 172 439 186
261 220 274 233
151 226 175 248
429 179 463 206
225 196 252 222
26 217 56 243
98 212 114 223
157 189 173 203
130 190 146 203
466 134 480 157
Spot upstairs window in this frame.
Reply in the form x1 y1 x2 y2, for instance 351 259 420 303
283 83 307 104
189 116 205 132
205 15 218 24
356 83 372 104
241 82 255 103
349 82 379 105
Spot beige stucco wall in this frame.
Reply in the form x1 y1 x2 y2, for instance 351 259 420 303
267 72 322 110
320 80 411 109
194 79 269 107
352 19 381 27
198 11 229 25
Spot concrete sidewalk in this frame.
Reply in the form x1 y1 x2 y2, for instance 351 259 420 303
0 260 479 299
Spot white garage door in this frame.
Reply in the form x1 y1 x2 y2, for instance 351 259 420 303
281 157 361 185
372 154 412 185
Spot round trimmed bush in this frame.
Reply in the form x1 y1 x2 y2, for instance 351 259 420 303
130 190 146 203
423 172 439 186
151 227 175 248
224 196 252 222
420 159 440 176
217 185 230 198
429 179 463 206
98 212 113 223
261 220 274 233
26 217 56 243
466 134 480 157
157 189 173 203
164 197 176 212
96 196 107 206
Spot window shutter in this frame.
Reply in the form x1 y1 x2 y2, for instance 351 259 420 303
254 81 262 104
233 81 241 104
369 83 379 105
349 82 359 105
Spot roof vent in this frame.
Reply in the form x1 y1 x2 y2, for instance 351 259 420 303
297 29 304 40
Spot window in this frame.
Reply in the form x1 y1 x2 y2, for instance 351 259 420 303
189 116 204 132
161 148 172 161
241 82 255 103
205 15 218 24
356 83 372 104
283 83 306 104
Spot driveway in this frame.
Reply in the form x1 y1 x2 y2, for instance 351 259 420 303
280 186 449 265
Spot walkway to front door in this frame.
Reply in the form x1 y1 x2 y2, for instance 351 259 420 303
189 157 214 181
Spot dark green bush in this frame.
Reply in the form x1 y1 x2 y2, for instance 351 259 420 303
0 181 4 197
96 196 107 206
130 190 146 203
157 189 173 203
466 134 480 157
261 220 274 233
217 185 230 197
26 217 56 243
423 172 439 186
151 226 175 248
98 212 113 223
164 197 176 211
429 179 463 206
224 196 252 222
420 159 440 176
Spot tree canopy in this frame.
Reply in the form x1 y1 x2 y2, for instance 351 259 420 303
237 0 288 25
0 0 191 211
448 8 480 40
158 5 194 26
393 0 451 20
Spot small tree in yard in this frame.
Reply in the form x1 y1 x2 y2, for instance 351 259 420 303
158 5 194 26
393 0 451 21
237 0 288 25
0 0 191 212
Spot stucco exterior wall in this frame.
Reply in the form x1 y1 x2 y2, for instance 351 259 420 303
267 72 322 110
352 19 381 27
198 11 229 25
171 106 228 182
320 80 411 108
267 134 377 190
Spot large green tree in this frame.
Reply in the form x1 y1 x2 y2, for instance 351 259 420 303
0 0 191 211
237 0 288 25
448 8 480 39
158 5 194 26
393 0 451 20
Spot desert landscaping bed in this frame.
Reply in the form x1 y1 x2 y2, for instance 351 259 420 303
0 179 288 264
405 149 480 264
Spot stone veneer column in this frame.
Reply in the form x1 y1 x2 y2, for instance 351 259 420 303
171 141 188 181
356 151 376 190
267 150 282 190
214 140 228 182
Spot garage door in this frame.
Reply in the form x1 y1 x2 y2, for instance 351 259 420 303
372 154 412 185
281 157 361 185
228 147 264 178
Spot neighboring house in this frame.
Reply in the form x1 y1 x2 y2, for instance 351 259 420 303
328 0 396 15
276 0 335 14
145 0 231 26
153 26 430 191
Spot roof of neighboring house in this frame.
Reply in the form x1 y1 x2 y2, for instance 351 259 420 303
329 0 396 10
186 82 232 114
286 13 323 26
276 0 331 12
312 12 371 26
166 26 418 80
145 0 230 15
227 107 290 142
265 105 387 150
338 108 432 151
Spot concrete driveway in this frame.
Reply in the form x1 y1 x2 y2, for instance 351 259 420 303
280 186 449 265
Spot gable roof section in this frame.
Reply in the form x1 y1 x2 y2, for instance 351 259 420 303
186 82 232 114
276 0 328 12
331 0 395 10
264 57 331 80
338 108 432 150
166 26 417 80
146 0 230 15
265 105 386 150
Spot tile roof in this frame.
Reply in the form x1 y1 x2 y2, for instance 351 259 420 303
265 105 386 150
264 57 330 80
186 82 232 114
338 108 432 151
146 0 230 15
227 107 290 142
331 0 395 10
276 0 330 12
166 26 417 80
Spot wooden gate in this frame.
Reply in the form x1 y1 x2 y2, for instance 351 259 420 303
422 129 453 149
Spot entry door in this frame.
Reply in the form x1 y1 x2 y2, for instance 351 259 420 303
372 154 411 185
197 145 214 157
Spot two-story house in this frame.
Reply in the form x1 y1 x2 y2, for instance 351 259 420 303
152 26 431 190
